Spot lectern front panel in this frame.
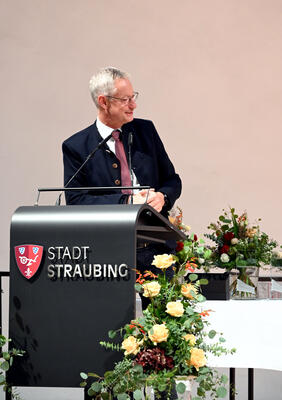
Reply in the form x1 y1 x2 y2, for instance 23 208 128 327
9 205 136 387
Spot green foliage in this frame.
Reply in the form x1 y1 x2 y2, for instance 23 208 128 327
80 211 235 399
176 382 186 394
206 207 279 271
0 337 24 397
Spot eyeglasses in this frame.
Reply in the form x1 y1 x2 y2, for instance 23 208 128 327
106 92 139 104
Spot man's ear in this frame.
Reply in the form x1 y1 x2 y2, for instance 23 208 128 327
97 95 108 111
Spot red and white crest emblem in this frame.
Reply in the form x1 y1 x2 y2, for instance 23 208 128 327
14 245 43 279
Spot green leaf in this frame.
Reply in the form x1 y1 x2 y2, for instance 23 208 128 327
158 383 167 392
216 386 227 398
184 319 192 328
108 330 116 339
0 361 9 372
189 273 198 282
101 393 110 400
80 382 87 387
88 372 101 378
133 389 143 400
195 294 206 302
134 283 143 293
219 337 226 342
91 381 102 392
0 375 5 384
80 372 88 380
132 364 143 373
208 330 216 339
185 307 195 316
2 352 10 361
176 382 186 394
221 374 228 384
0 335 7 347
117 394 129 400
199 279 209 285
87 388 96 396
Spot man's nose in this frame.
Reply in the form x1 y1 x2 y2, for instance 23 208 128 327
129 99 137 109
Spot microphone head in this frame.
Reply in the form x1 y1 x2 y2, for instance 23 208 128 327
128 132 133 146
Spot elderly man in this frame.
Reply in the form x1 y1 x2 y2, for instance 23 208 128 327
63 67 181 307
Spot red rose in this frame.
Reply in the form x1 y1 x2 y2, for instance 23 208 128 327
176 241 184 252
223 232 234 243
193 234 198 242
219 244 230 254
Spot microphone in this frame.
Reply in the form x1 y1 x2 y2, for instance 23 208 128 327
56 132 113 205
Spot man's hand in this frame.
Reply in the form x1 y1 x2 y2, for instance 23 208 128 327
129 189 165 213
146 191 165 212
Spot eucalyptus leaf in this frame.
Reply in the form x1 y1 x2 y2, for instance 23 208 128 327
0 374 5 384
87 388 95 396
221 374 228 384
134 283 143 293
195 294 206 302
0 361 9 372
176 382 186 394
199 279 209 285
91 381 102 392
216 386 227 398
189 274 198 282
117 393 130 400
80 382 87 387
80 372 88 380
208 330 216 339
133 389 143 400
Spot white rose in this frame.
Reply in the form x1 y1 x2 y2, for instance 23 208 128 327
220 253 230 263
231 238 239 245
198 258 205 264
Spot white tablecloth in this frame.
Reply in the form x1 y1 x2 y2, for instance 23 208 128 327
203 300 282 371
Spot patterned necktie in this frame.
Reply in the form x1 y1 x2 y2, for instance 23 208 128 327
112 130 132 194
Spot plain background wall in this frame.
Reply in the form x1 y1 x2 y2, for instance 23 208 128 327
1 0 282 268
1 2 282 399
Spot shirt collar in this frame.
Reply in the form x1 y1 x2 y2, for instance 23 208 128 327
96 117 121 140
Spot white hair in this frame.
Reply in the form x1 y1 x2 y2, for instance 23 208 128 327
89 67 130 108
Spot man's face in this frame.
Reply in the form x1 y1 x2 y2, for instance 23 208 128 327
100 78 137 128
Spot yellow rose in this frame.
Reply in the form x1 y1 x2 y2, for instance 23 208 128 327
149 324 169 345
151 254 175 270
181 283 198 299
187 348 206 371
142 281 161 298
121 336 140 356
166 301 184 317
246 227 257 238
184 334 196 346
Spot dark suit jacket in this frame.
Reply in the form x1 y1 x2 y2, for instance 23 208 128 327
62 118 181 216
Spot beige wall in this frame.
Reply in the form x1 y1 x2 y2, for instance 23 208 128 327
1 0 282 267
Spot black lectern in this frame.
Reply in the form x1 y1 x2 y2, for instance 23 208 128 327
9 204 185 388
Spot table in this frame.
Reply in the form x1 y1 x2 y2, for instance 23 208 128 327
203 300 282 399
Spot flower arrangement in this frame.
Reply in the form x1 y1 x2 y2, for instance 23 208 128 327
81 254 235 399
205 207 278 270
205 207 279 298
